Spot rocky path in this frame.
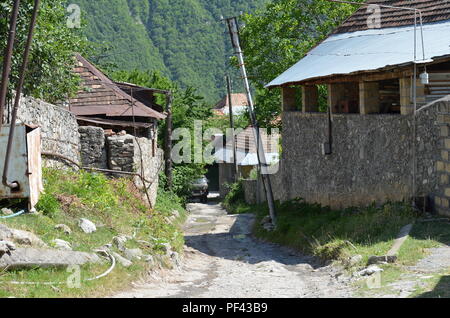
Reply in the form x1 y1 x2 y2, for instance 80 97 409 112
113 200 353 298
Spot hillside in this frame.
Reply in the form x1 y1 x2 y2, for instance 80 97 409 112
76 0 269 103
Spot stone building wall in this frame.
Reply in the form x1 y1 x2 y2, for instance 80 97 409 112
79 126 107 169
244 101 448 211
80 129 163 207
10 94 80 167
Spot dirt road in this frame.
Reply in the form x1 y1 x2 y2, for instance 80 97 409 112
114 201 353 298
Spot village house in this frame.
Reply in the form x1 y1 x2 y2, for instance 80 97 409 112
214 126 280 198
247 0 450 215
213 93 249 116
67 54 168 207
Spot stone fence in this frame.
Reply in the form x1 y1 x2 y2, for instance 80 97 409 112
243 99 450 214
80 127 163 207
10 94 80 167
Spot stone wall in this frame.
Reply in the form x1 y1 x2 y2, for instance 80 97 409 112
10 94 80 167
79 126 107 169
249 102 445 210
428 99 450 216
80 128 163 207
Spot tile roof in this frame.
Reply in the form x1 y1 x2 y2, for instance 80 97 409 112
335 0 450 34
214 93 249 109
69 54 166 120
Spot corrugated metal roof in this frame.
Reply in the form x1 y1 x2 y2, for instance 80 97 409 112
266 19 450 88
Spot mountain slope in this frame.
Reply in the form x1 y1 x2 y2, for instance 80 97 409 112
77 0 269 102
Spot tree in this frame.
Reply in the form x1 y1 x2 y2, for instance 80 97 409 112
239 0 362 127
112 69 213 198
0 0 88 103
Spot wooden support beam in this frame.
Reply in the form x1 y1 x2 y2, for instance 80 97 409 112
359 81 380 114
302 85 319 112
281 87 297 111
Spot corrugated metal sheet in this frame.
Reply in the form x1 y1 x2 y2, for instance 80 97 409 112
266 19 450 88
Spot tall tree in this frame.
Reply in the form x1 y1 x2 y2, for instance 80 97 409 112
0 0 88 103
239 0 362 128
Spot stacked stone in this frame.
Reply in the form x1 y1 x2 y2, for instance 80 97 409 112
79 126 107 169
434 101 450 216
107 135 135 172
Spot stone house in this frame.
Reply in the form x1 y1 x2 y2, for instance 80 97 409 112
68 54 168 207
249 0 450 215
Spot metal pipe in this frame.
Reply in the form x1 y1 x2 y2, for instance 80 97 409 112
0 0 21 126
3 0 41 190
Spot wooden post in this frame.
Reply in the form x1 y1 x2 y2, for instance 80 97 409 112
359 81 380 114
282 87 297 111
302 85 319 112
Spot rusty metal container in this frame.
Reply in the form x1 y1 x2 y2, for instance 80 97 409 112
0 123 43 209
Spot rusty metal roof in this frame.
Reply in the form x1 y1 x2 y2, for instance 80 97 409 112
335 0 450 34
214 93 249 109
69 54 166 120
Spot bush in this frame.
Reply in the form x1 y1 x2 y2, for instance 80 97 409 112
222 180 251 214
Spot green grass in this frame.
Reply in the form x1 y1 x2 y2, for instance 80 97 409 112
252 199 420 265
0 168 187 298
246 197 450 297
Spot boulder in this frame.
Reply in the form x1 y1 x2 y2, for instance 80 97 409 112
123 248 143 261
0 248 102 270
78 218 97 234
112 235 129 251
1 208 13 216
0 224 47 248
0 241 16 256
55 224 72 235
52 239 72 251
356 265 384 277
111 252 132 267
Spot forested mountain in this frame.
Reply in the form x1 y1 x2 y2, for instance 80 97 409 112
76 0 269 102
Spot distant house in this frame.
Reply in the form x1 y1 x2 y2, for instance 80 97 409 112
213 126 280 197
246 0 450 215
69 54 166 138
213 93 249 116
68 54 168 207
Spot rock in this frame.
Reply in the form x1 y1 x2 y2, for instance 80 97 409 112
356 265 384 277
78 218 96 234
1 208 13 216
0 240 16 256
345 254 363 267
123 248 143 261
0 248 102 270
260 216 271 225
170 251 182 268
171 210 180 219
144 255 154 264
159 242 172 254
52 239 72 251
0 224 47 248
55 224 72 235
111 252 132 267
112 235 129 251
368 255 397 265
263 223 275 232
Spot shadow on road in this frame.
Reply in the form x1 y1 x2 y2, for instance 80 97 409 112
184 212 324 269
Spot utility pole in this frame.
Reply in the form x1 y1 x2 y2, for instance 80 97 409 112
226 75 238 181
222 16 277 226
164 93 173 190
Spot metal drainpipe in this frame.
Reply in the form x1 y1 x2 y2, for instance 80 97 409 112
3 0 40 190
0 0 21 127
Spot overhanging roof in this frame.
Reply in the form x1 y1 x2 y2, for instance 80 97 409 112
266 19 450 88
